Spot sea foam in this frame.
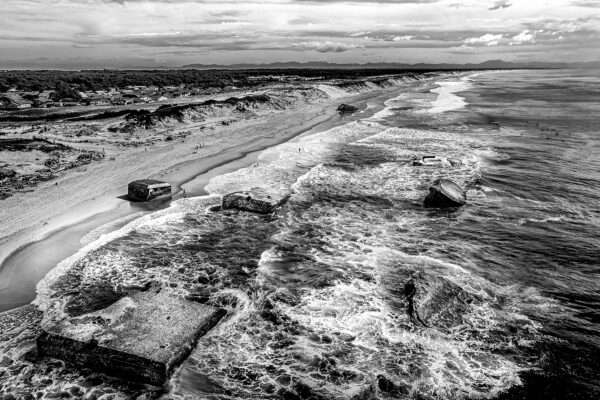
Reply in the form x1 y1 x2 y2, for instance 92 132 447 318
428 76 473 114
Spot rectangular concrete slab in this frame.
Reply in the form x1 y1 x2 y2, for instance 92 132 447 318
37 288 225 386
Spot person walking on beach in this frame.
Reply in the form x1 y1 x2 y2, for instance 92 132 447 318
182 189 187 198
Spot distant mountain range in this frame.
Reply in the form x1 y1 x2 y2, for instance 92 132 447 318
179 59 600 70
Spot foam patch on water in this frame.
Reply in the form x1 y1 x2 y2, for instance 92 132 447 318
428 76 473 114
205 120 384 197
35 195 222 324
80 211 147 246
279 278 526 398
245 124 552 398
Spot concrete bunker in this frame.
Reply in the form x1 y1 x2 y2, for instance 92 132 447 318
337 104 358 113
222 188 290 214
128 179 171 202
423 178 467 208
37 288 226 386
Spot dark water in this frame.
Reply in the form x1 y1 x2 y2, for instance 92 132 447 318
34 71 600 399
455 70 600 399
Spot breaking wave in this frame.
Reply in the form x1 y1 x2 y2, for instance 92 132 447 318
3 70 582 399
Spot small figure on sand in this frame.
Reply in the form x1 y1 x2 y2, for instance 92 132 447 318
182 189 187 198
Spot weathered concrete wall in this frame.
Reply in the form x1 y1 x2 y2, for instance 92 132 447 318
37 332 168 385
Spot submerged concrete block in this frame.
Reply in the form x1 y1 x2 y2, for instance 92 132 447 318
128 179 171 202
37 288 225 386
404 272 473 331
222 188 290 214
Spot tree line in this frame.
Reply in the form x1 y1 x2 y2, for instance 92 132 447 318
0 68 426 93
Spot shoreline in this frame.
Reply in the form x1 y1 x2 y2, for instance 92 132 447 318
0 102 331 261
0 81 411 312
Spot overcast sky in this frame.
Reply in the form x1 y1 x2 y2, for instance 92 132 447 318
1 0 598 68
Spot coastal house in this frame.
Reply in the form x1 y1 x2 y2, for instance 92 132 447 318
37 90 55 107
89 96 110 106
59 98 80 107
0 93 32 109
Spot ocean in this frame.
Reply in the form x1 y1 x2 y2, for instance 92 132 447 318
29 69 600 399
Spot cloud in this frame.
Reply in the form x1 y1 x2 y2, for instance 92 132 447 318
293 0 439 3
348 31 371 37
449 43 474 52
463 33 504 46
0 0 597 67
392 35 414 41
509 30 536 45
489 1 511 10
294 41 361 52
570 0 600 7
521 16 600 33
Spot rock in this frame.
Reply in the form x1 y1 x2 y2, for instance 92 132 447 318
423 178 466 208
0 167 16 179
222 188 290 214
196 272 210 284
377 375 396 392
37 287 226 386
447 158 462 167
404 272 472 331
337 104 358 113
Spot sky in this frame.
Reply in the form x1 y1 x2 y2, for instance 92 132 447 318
0 0 598 69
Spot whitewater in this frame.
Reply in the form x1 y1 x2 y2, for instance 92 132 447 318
2 69 599 400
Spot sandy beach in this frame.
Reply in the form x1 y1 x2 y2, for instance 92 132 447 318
0 78 426 311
